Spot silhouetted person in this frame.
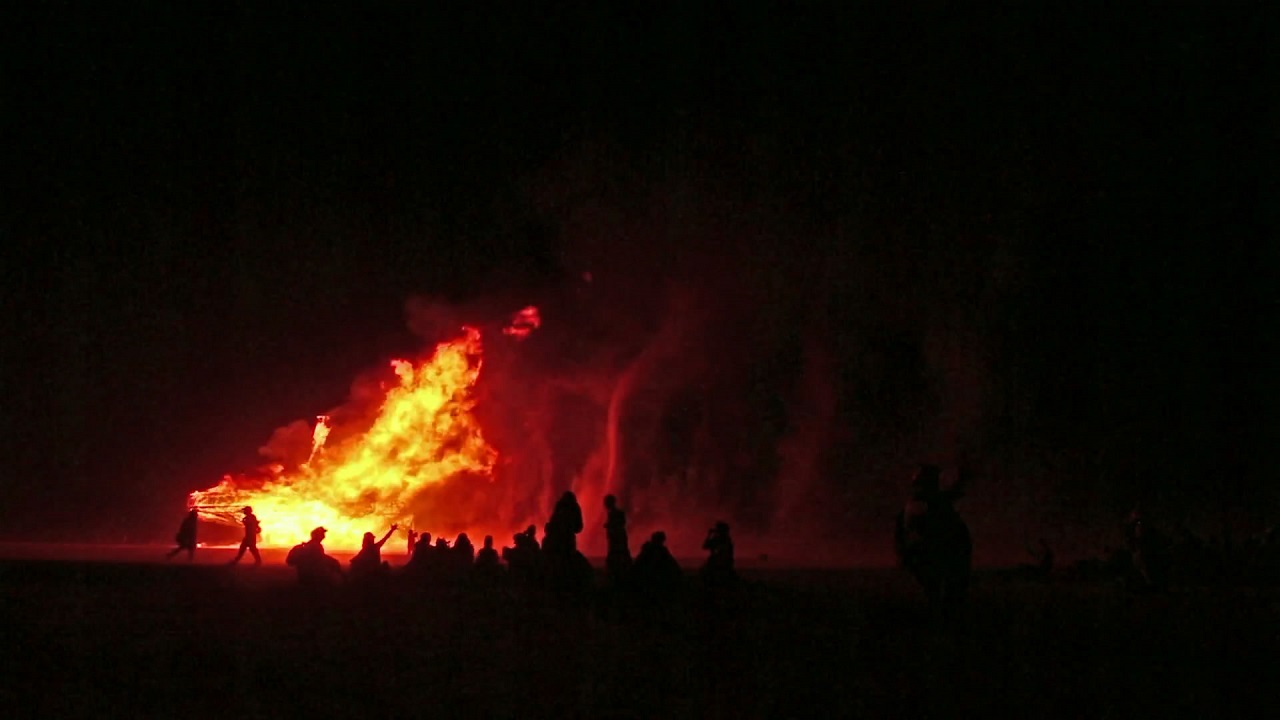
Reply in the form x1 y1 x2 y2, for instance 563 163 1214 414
430 536 457 584
604 494 631 585
286 526 343 587
700 521 737 587
407 528 419 556
502 527 540 584
406 531 433 578
634 531 683 595
894 464 972 621
1123 508 1169 591
475 535 501 570
474 535 503 586
350 524 398 580
228 506 262 566
546 490 584 556
455 532 475 567
166 509 199 561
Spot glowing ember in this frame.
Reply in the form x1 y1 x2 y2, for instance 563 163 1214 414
502 305 541 340
189 326 498 552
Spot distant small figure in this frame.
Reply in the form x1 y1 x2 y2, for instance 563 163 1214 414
700 521 737 587
286 526 343 587
1123 508 1169 591
350 524 398 581
634 531 683 594
228 506 262 566
407 528 419 556
166 509 199 561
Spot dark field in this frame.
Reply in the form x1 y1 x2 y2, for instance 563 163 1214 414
1 547 1276 719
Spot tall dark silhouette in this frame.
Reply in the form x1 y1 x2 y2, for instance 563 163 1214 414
546 490 584 556
542 491 591 596
227 506 262 566
165 509 199 561
455 532 476 567
407 528 419 556
350 523 398 580
286 526 343 587
894 464 972 621
700 521 737 587
603 494 631 586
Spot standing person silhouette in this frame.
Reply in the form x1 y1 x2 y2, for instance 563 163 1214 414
547 490 584 556
603 494 631 585
228 506 262 566
165 508 199 561
894 464 972 621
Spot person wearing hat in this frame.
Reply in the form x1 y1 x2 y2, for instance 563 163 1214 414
286 526 343 586
228 506 262 566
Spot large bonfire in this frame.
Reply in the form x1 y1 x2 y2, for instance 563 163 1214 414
188 312 532 552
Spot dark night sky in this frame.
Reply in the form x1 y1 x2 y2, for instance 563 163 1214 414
2 3 1273 549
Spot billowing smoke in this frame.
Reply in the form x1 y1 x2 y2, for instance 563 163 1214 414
435 135 1012 565
227 134 1009 564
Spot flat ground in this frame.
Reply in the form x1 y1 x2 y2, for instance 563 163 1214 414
0 545 1275 719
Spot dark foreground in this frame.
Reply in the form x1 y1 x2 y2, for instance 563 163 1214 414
1 554 1276 719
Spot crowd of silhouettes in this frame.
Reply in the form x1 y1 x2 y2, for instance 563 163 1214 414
1065 509 1280 590
181 491 746 605
177 461 1280 624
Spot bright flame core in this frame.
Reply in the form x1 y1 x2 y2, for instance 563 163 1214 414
189 326 496 551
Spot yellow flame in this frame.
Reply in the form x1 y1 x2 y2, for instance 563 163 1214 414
189 327 496 551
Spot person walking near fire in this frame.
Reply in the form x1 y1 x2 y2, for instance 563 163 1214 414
166 508 199 561
228 506 262 566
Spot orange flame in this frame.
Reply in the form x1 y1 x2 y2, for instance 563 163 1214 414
189 326 498 551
